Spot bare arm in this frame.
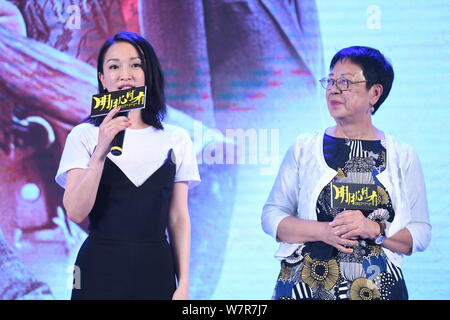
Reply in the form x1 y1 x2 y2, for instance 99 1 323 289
167 182 191 300
331 210 413 255
63 152 106 223
262 142 357 254
63 107 130 223
277 216 358 254
381 228 413 255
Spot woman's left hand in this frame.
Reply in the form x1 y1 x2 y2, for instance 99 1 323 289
329 210 379 240
172 284 189 300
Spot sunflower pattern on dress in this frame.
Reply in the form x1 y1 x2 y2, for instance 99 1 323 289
273 134 408 300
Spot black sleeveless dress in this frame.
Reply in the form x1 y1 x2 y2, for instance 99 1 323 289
71 151 176 300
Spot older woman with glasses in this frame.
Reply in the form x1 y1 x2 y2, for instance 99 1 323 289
262 46 431 300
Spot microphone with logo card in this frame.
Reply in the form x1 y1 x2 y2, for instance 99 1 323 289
90 86 147 156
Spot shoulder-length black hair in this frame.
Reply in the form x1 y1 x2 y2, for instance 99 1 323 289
88 31 166 129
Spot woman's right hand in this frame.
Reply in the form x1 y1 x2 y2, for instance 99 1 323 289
95 107 131 160
321 222 358 254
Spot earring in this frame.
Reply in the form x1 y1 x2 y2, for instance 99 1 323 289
369 104 375 114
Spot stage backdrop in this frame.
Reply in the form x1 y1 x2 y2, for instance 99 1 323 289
0 0 448 299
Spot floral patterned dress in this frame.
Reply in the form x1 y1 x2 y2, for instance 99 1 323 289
273 134 409 300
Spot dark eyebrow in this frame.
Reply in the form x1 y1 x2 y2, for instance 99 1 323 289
328 72 355 77
105 57 141 63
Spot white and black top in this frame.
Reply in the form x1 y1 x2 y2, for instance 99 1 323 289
56 122 200 300
55 122 201 189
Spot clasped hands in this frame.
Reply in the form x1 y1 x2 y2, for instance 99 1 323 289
323 210 380 254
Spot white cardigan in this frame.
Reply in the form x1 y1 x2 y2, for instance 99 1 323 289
262 131 431 268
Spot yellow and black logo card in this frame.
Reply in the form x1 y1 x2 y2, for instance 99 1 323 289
90 86 147 117
331 182 379 210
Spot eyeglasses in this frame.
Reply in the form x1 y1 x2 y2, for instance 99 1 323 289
319 77 367 91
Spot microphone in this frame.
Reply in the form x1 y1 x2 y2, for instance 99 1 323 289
110 111 128 156
90 86 147 156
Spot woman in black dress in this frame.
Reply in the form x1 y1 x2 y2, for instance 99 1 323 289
56 31 200 299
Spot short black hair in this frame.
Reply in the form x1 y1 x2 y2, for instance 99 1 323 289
89 31 166 129
330 46 394 114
